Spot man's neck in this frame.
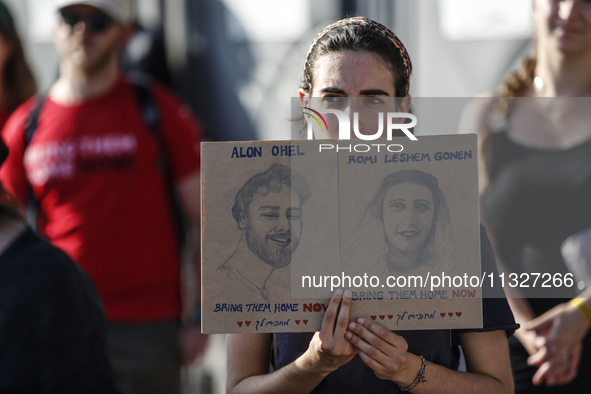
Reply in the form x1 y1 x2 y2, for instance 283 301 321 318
50 61 120 105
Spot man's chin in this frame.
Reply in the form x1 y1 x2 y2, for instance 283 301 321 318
264 249 292 268
70 53 88 67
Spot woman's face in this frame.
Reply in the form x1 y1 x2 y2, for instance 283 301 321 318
300 50 410 139
533 0 591 56
382 182 434 254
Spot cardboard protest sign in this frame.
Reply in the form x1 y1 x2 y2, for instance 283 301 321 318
201 135 481 333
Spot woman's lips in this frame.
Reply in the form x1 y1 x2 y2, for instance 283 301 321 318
556 23 584 35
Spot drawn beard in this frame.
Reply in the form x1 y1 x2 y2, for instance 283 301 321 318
245 227 299 268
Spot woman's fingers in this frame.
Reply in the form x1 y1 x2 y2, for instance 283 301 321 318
319 289 343 339
547 342 581 386
350 317 408 350
532 359 551 386
527 345 549 367
345 317 409 381
346 320 391 357
564 343 582 383
533 341 582 386
310 290 357 373
525 308 557 334
320 289 353 342
355 347 386 371
335 290 353 336
345 324 389 365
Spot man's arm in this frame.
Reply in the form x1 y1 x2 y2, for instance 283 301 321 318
151 81 205 362
176 171 201 313
176 171 208 364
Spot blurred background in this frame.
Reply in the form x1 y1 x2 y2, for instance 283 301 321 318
4 0 535 393
7 0 533 142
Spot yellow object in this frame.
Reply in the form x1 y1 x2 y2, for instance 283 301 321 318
570 297 591 327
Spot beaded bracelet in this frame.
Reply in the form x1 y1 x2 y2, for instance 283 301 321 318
399 355 427 392
570 297 591 327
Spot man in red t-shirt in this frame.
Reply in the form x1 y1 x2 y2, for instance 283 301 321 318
0 0 205 392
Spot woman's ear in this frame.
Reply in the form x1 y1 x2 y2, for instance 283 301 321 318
299 89 310 108
398 94 411 113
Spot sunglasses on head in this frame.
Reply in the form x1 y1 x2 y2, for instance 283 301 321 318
59 10 116 33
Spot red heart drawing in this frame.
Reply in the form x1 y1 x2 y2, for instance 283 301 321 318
303 319 308 325
388 315 393 320
245 321 251 327
370 315 377 320
295 320 300 325
456 312 462 317
440 313 445 318
448 313 453 317
379 315 385 320
237 321 243 327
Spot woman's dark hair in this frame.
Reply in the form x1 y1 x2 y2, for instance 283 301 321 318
301 18 412 100
0 1 36 112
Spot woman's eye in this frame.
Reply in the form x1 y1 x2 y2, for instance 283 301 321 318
414 202 431 212
390 202 406 211
321 96 346 105
363 97 384 105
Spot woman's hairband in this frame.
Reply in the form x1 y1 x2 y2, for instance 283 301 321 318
304 16 411 95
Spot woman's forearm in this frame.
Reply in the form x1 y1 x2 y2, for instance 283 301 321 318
229 352 329 394
405 357 513 394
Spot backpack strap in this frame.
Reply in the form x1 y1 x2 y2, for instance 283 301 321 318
23 94 47 149
131 76 187 248
22 94 47 228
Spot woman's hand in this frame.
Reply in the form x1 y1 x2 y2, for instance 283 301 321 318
300 289 357 374
343 319 513 393
526 302 589 361
344 317 421 387
529 342 581 386
514 326 546 357
525 301 589 386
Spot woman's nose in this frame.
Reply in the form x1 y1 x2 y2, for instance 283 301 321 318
558 0 576 21
400 209 417 225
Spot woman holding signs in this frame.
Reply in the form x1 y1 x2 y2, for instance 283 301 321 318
227 17 517 393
